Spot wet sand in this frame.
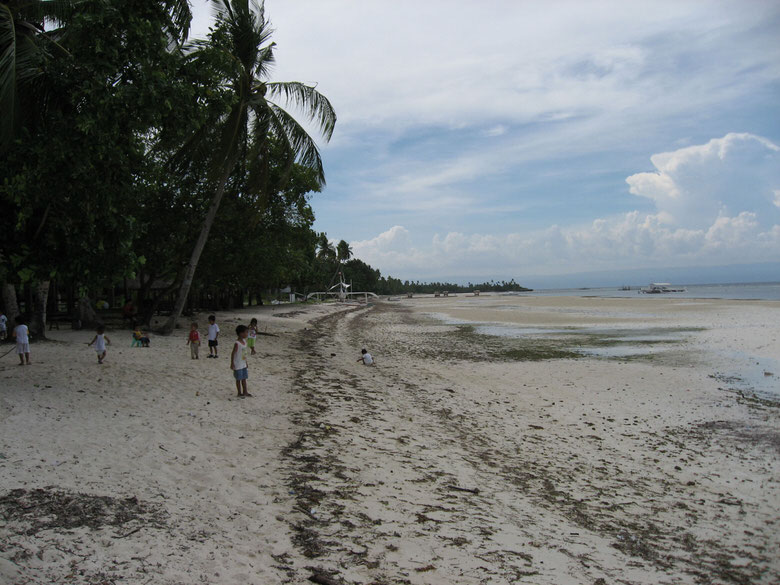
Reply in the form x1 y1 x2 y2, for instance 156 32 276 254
1 296 778 584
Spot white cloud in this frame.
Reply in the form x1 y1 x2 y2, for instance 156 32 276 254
484 125 508 137
626 133 780 228
351 134 780 279
191 1 780 149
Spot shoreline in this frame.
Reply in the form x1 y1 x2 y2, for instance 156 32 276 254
1 298 779 584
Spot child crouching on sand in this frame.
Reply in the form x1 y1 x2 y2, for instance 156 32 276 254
231 325 251 398
357 348 374 365
87 326 111 364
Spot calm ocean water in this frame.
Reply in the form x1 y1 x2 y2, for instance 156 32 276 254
520 282 780 301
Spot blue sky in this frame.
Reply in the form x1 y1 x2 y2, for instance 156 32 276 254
191 1 780 284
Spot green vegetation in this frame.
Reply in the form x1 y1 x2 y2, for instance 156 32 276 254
0 0 531 335
0 0 338 334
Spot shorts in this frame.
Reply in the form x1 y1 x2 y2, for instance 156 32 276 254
233 367 248 381
16 342 30 354
208 340 218 348
247 338 255 348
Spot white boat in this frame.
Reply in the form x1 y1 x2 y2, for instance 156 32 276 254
639 283 686 294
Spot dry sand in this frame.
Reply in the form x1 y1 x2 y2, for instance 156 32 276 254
1 295 778 584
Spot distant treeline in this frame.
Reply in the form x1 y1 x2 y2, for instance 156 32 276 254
340 259 531 295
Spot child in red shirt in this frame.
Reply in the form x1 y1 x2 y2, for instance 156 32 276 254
187 322 201 359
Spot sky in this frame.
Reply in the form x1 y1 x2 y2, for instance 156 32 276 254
190 1 780 286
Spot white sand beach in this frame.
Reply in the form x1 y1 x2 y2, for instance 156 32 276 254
1 296 779 584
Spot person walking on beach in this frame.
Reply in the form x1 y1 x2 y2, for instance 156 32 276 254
231 325 251 398
87 326 111 364
247 318 258 355
0 312 8 340
187 322 201 359
12 316 30 365
357 348 374 365
207 315 220 359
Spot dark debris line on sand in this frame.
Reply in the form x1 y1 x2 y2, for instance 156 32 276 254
0 488 166 536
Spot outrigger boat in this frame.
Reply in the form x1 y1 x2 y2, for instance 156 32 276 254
639 283 686 294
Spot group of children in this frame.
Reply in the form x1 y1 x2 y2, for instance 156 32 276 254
185 316 258 398
5 310 372 398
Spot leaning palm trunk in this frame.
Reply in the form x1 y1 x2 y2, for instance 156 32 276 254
160 166 232 335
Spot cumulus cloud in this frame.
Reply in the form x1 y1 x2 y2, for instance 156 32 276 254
351 134 780 279
626 133 780 228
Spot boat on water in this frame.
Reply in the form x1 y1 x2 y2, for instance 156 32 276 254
639 283 687 294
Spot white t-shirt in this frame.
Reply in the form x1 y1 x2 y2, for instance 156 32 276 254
14 324 29 344
362 352 373 365
0 314 7 331
208 323 220 341
248 326 257 339
95 333 106 352
232 340 248 370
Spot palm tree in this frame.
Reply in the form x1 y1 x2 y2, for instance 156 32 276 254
336 239 353 263
317 233 336 261
161 0 335 333
0 0 71 149
0 1 191 150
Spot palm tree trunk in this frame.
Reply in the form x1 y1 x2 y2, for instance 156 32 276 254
30 280 50 338
2 283 20 337
160 166 232 335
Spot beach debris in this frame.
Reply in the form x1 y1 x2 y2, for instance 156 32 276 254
447 485 480 495
307 569 342 585
0 488 165 535
415 564 437 572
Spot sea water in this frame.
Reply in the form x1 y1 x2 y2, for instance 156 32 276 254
518 282 780 300
423 285 780 400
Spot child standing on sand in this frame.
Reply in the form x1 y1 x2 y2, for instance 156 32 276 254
13 316 30 365
231 325 251 398
247 318 258 355
0 312 7 340
187 322 200 359
87 326 111 364
207 315 220 359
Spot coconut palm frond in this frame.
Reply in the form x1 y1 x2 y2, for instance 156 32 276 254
162 0 192 43
266 101 325 186
252 40 274 80
0 4 17 147
266 81 335 142
14 0 73 28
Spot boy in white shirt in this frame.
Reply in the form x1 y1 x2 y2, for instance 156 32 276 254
0 312 7 340
207 315 220 358
230 325 251 398
13 316 30 365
